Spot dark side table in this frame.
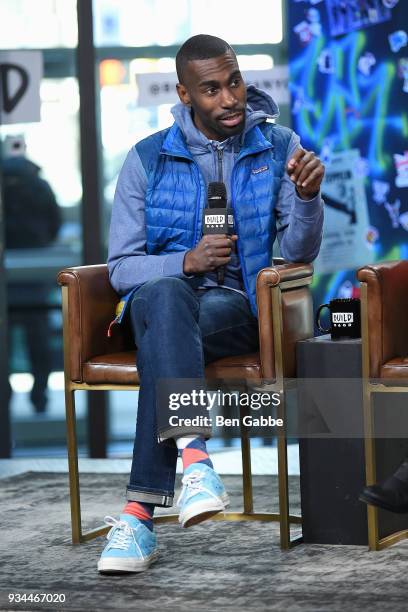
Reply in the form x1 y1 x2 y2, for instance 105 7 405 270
296 335 408 545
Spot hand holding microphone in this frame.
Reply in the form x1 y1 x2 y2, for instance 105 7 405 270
183 182 236 277
183 234 237 275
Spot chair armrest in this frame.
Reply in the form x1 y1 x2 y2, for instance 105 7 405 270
258 262 314 288
256 263 314 380
358 260 408 378
57 264 132 383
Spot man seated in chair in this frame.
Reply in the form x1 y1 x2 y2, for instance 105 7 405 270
99 34 325 574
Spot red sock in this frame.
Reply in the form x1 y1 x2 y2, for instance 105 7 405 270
122 501 154 531
180 437 213 471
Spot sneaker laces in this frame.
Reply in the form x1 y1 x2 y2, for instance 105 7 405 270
177 470 223 507
103 516 144 558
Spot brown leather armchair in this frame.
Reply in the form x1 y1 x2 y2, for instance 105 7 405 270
358 260 408 550
58 261 314 546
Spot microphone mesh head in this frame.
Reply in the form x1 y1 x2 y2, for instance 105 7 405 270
208 182 227 201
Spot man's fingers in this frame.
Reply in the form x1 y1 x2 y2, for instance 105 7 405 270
213 256 232 267
204 236 234 248
287 147 306 172
288 147 306 164
203 234 226 243
296 157 321 186
213 247 232 257
198 234 238 271
289 151 315 181
206 247 231 258
207 256 231 271
300 165 325 189
287 148 325 198
202 234 237 243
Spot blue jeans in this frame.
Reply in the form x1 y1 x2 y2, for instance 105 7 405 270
126 277 259 507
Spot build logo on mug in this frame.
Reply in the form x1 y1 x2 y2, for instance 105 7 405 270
316 298 361 340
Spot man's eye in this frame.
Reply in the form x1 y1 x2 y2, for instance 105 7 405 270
231 78 241 88
206 87 217 95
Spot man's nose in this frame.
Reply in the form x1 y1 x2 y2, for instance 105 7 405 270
220 87 237 108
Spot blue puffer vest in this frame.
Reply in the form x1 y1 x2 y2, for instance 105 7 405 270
135 120 292 317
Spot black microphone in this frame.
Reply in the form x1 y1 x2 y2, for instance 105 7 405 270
202 182 234 285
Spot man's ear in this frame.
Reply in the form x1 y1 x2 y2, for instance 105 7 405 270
176 83 191 106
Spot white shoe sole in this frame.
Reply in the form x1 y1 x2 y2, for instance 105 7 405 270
97 550 159 574
179 492 230 528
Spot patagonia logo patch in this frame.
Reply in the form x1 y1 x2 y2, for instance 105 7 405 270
252 165 268 175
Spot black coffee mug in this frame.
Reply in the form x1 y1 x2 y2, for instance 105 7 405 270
316 298 361 339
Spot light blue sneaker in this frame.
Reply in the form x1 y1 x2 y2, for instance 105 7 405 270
97 514 158 573
177 463 230 528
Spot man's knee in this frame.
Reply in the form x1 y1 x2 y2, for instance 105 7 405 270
136 276 194 302
130 277 199 325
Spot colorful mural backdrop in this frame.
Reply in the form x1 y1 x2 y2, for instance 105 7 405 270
288 0 408 309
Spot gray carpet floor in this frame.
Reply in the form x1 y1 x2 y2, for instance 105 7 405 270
1 472 408 612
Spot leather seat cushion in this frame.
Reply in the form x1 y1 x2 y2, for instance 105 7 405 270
82 351 262 385
83 352 138 385
380 357 408 380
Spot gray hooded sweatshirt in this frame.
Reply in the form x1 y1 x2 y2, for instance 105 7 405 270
108 86 323 296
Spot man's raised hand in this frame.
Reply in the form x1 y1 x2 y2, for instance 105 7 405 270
287 148 325 200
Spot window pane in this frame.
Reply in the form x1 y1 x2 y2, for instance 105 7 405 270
0 0 77 49
190 1 282 44
1 74 83 437
94 0 282 47
1 77 82 213
1 0 81 450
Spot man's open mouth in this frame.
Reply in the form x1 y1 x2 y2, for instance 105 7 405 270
218 112 244 127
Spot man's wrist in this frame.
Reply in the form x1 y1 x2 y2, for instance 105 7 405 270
296 188 319 201
183 250 195 275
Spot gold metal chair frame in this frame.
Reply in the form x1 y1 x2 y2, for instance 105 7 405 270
361 282 408 551
62 276 310 549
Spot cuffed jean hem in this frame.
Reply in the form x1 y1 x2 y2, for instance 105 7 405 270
157 425 213 443
126 487 174 507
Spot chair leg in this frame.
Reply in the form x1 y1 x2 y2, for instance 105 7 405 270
240 423 254 514
363 387 379 550
65 387 82 544
276 386 291 549
238 392 254 513
277 432 290 549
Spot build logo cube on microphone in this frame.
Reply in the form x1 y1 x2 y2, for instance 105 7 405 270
203 181 234 235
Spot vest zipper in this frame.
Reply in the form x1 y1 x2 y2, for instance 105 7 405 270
217 147 223 182
192 162 203 246
230 163 253 309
